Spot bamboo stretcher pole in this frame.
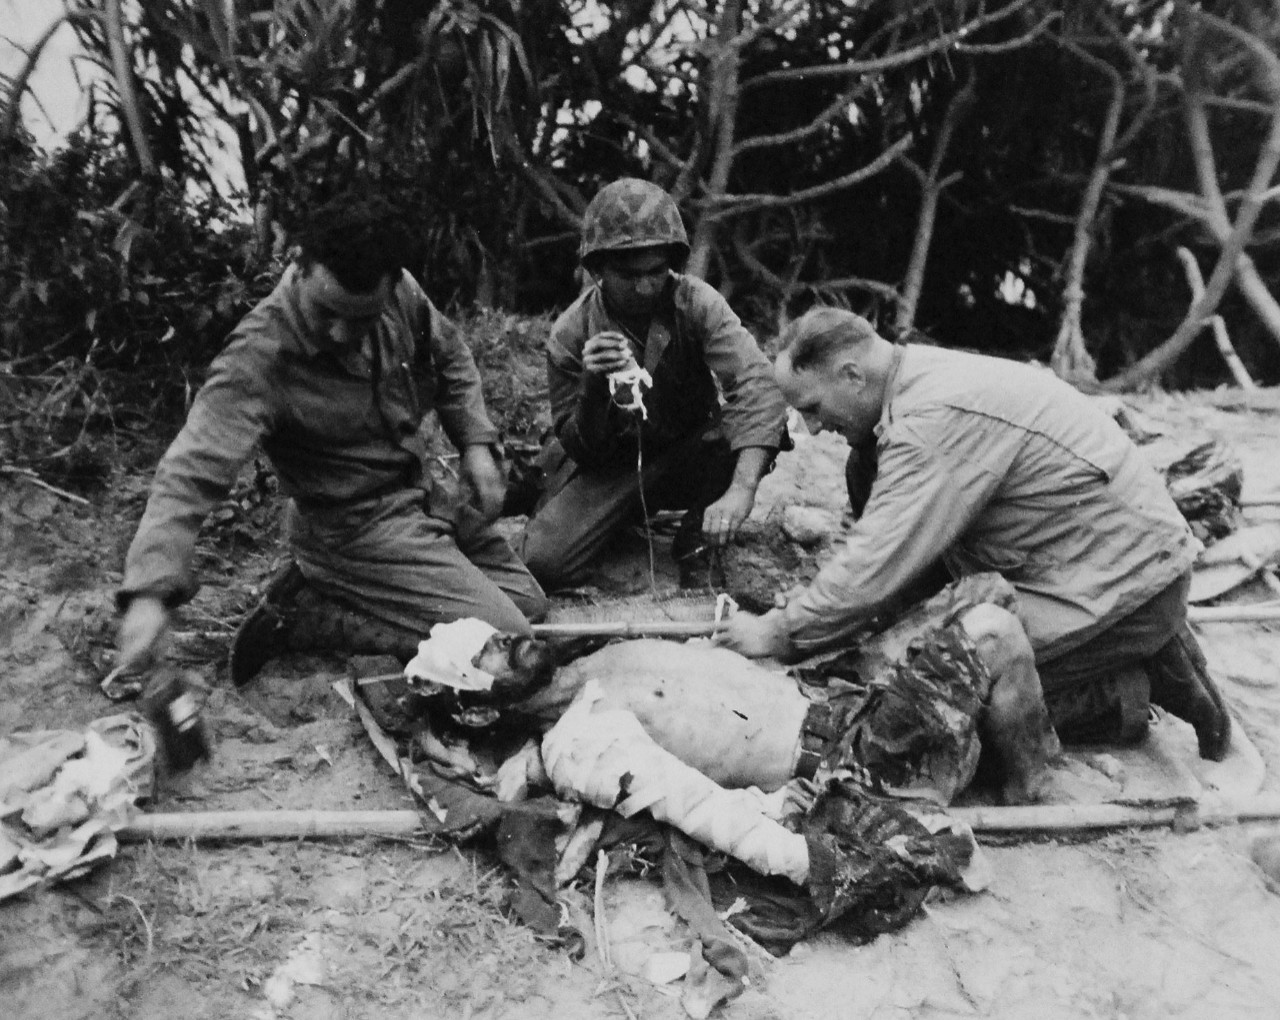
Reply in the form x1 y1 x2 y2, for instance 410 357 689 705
119 809 424 841
1188 604 1280 623
118 794 1280 843
948 793 1280 833
533 606 1280 632
531 620 724 638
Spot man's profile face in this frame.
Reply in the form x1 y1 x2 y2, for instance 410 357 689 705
595 247 672 317
295 263 390 349
775 351 876 442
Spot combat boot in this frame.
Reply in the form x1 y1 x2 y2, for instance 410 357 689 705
1144 623 1231 761
228 562 420 686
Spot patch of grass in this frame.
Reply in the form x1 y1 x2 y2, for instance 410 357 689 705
87 841 578 1016
339 848 562 1011
91 842 302 998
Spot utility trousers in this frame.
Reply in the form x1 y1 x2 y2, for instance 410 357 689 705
287 485 548 638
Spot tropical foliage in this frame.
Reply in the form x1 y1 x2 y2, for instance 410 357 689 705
2 0 1279 425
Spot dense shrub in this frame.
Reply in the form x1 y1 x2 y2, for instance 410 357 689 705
0 135 278 481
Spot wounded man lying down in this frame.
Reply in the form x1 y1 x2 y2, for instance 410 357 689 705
402 571 1060 891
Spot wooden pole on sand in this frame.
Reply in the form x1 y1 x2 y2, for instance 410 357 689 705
119 794 1280 843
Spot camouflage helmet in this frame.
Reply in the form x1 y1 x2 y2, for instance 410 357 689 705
579 178 690 267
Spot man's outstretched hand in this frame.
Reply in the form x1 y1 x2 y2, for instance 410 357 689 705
714 608 794 660
702 485 756 547
116 595 170 674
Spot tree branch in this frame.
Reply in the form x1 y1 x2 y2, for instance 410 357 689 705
807 275 903 304
743 0 1039 91
732 80 867 157
1110 183 1207 221
953 11 1062 54
704 134 913 216
1103 49 1280 389
687 0 744 279
610 109 688 174
1181 70 1280 348
1050 20 1127 382
897 76 976 332
500 132 583 231
1176 246 1255 389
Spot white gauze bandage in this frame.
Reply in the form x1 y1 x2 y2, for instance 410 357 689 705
541 680 810 885
608 364 653 419
403 618 499 692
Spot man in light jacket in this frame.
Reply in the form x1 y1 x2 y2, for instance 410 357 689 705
718 307 1230 762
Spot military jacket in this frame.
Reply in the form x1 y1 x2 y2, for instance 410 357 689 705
784 345 1199 660
120 267 498 607
545 274 786 472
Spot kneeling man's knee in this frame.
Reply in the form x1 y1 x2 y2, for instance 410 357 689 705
959 602 1060 804
958 603 1034 677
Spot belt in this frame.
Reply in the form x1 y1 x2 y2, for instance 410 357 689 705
795 699 838 781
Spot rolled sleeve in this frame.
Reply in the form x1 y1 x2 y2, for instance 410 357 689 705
784 420 1003 652
687 279 787 452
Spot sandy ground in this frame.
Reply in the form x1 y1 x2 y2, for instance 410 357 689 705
3 390 1280 1019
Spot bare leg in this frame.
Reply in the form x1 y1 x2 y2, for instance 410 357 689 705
959 604 1062 804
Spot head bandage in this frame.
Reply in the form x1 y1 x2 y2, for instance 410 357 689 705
403 618 499 692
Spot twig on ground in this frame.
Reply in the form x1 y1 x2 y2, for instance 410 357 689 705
593 849 639 1020
593 850 612 970
113 892 155 956
0 465 90 505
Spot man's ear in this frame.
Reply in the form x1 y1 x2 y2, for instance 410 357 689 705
835 357 865 388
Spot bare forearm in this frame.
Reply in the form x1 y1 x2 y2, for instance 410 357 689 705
730 446 771 495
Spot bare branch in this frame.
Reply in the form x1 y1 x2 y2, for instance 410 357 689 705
1051 23 1125 383
1111 183 1208 221
519 229 578 252
1193 6 1280 98
1225 182 1280 205
744 0 1039 92
897 76 976 332
1079 13 1160 158
610 109 688 174
500 133 583 231
1103 59 1280 390
731 219 789 292
732 80 867 157
635 59 697 87
686 0 745 278
1007 204 1076 225
954 12 1062 54
807 276 903 304
1182 81 1280 348
731 0 807 51
705 134 913 216
1203 94 1275 115
1176 246 1255 389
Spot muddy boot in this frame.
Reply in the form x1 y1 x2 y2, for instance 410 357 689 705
229 562 420 686
671 508 725 590
1144 623 1231 761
